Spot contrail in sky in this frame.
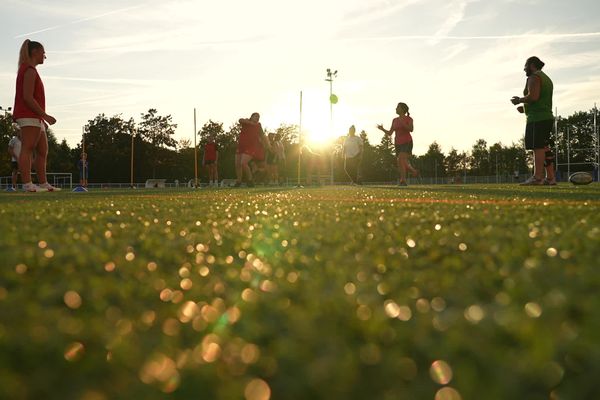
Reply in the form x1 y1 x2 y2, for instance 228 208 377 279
344 31 600 41
14 4 144 39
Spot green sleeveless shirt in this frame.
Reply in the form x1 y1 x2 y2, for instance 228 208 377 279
525 71 554 123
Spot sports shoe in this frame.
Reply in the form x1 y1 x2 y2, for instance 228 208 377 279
23 182 47 192
519 176 543 186
38 182 62 192
5 186 17 192
544 179 557 186
232 182 242 188
398 181 408 187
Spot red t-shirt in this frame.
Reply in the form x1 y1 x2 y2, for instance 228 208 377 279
204 142 218 161
392 115 413 145
237 121 262 156
13 63 45 121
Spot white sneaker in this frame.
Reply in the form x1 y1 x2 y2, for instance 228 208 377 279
23 182 47 192
519 176 543 186
38 182 62 192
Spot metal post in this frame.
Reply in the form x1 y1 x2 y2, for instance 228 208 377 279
567 126 571 178
194 108 198 188
496 154 499 184
82 126 86 182
594 103 600 182
555 108 559 181
297 91 303 187
130 129 135 188
325 69 337 186
329 77 334 185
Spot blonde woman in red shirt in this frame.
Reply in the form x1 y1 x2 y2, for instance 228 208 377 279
378 102 418 186
13 39 58 192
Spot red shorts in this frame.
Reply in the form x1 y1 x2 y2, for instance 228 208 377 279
237 143 254 156
253 146 265 162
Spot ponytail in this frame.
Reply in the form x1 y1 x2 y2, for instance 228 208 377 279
18 39 43 67
18 39 30 66
398 102 410 116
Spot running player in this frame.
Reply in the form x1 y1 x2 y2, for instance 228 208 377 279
235 112 270 187
342 125 363 185
203 135 219 187
13 39 59 192
511 56 556 185
377 102 418 186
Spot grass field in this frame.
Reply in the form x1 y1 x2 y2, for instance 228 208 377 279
1 184 599 400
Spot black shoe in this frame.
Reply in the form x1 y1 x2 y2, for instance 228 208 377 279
233 182 242 187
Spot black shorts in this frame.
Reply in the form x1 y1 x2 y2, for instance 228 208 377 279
11 161 18 171
395 141 413 156
525 119 554 150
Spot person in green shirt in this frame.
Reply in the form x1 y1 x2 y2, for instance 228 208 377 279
511 56 556 185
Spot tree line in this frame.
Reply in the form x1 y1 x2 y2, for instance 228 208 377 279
0 108 597 184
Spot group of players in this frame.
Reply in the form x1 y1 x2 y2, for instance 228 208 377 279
6 36 556 191
201 114 287 188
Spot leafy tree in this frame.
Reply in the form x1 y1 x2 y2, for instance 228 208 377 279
138 109 178 178
358 130 379 182
445 148 462 178
375 132 396 181
555 110 597 173
178 138 192 150
0 113 18 176
470 139 490 176
83 114 136 182
416 141 446 179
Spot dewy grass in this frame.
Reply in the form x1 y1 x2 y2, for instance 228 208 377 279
0 185 599 400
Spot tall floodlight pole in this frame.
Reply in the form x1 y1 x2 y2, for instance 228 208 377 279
297 91 303 187
194 108 198 188
325 68 338 185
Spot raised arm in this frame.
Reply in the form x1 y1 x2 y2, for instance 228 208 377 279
377 122 393 135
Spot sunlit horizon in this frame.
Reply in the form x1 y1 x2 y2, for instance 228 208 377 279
1 0 599 154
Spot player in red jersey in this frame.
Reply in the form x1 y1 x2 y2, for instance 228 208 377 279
235 112 270 187
377 102 418 186
203 135 219 187
13 39 58 192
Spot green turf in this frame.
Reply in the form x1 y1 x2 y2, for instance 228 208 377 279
1 185 599 400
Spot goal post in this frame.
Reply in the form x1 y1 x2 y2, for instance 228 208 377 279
1 172 73 190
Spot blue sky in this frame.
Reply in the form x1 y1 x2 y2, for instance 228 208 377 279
1 0 599 153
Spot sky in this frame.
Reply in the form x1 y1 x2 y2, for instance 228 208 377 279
1 0 599 154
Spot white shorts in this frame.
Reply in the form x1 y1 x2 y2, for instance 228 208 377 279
15 118 46 132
